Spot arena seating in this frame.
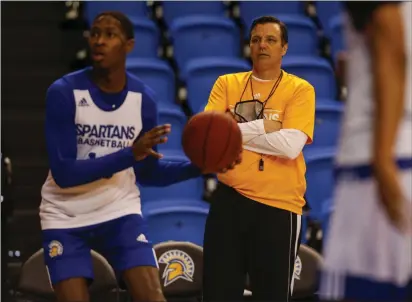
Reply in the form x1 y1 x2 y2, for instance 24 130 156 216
169 16 242 73
142 200 209 247
269 15 318 56
7 1 347 299
15 249 119 302
309 99 344 150
81 0 345 251
17 242 322 301
282 56 338 99
239 1 307 27
162 1 227 28
303 147 336 221
126 58 177 108
315 1 343 31
327 14 345 62
185 57 251 113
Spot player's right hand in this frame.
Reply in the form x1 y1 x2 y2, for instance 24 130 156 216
374 161 411 234
217 151 243 174
132 124 171 161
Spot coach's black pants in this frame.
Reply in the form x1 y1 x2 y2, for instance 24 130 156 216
202 182 302 302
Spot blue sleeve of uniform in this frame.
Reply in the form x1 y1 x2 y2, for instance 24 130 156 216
133 88 201 186
45 80 136 188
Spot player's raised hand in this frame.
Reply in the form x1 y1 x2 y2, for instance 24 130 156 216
132 124 171 161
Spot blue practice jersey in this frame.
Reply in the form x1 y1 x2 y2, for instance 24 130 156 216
40 68 200 229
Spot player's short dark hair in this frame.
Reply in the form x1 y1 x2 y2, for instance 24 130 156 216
249 16 288 45
93 11 135 40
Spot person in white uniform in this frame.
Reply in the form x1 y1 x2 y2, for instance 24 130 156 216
39 11 227 302
320 2 412 301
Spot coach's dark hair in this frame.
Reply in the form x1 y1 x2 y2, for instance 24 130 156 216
249 16 288 45
93 11 135 40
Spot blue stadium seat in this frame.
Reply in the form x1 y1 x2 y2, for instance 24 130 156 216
138 154 203 202
301 216 308 244
184 57 251 113
126 58 176 107
239 1 306 29
321 197 334 240
85 1 150 24
303 147 336 220
157 107 187 153
327 15 345 61
162 1 226 27
282 56 337 99
127 18 160 58
315 1 343 30
169 16 241 72
248 15 317 56
142 199 209 246
140 176 204 203
307 99 344 149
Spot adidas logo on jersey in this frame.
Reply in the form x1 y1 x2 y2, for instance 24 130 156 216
137 234 148 243
78 98 89 107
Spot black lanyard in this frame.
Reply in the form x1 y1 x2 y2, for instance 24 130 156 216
238 71 283 106
238 71 283 171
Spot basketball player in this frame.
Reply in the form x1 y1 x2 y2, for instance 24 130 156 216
320 2 412 301
40 12 205 302
202 16 315 301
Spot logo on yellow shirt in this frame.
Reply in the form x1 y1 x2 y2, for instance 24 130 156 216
228 104 283 121
159 249 195 286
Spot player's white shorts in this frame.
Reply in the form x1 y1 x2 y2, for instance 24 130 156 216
320 159 412 301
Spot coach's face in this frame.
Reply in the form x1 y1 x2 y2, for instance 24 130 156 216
88 15 134 69
250 23 287 67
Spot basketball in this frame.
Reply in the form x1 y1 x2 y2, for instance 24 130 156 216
182 111 242 173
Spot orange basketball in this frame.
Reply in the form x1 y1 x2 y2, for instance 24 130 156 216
182 111 242 173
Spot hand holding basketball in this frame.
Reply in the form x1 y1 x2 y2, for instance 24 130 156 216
182 111 243 174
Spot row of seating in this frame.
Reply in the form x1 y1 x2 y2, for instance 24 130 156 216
85 1 342 34
84 1 345 67
86 9 344 66
127 56 341 114
16 241 322 301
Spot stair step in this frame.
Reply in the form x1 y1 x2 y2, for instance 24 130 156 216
2 26 65 61
3 110 47 157
5 210 42 262
2 28 85 66
9 158 48 188
9 185 43 211
1 2 65 25
2 67 68 110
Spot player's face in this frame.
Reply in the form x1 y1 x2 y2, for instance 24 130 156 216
88 15 134 69
249 23 287 67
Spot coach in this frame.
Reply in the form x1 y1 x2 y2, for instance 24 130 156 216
202 16 315 301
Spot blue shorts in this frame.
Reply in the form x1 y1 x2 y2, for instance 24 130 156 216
320 271 412 302
42 214 158 285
